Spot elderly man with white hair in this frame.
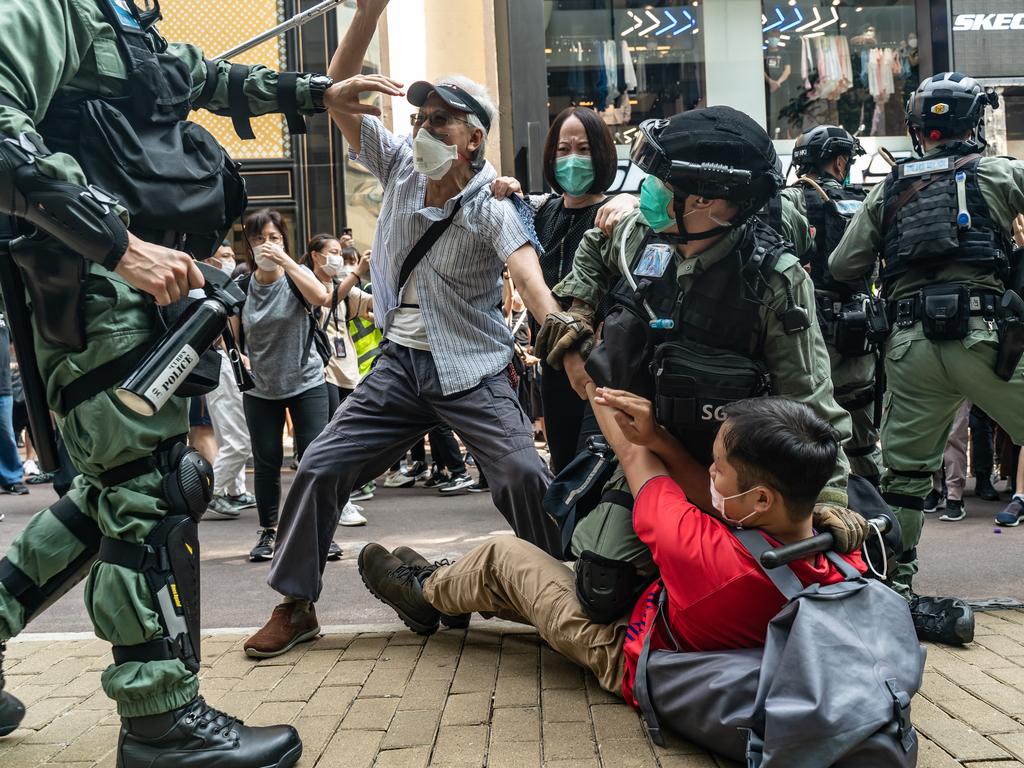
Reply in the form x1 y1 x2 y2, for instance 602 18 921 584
245 0 576 657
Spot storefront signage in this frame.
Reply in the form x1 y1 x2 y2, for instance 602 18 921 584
951 1 1024 78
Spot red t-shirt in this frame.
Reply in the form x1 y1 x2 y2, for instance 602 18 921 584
620 476 865 708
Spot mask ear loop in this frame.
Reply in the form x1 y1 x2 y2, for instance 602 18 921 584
861 519 888 580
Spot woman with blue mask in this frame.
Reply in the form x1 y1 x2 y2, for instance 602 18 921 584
492 108 635 473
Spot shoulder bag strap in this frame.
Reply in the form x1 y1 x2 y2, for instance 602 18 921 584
732 528 805 600
398 200 463 294
283 273 318 366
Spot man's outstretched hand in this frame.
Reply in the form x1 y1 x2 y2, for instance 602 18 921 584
324 75 405 117
115 232 204 306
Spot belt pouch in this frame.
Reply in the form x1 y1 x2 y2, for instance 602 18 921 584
920 283 970 341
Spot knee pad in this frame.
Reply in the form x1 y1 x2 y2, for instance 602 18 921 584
159 444 214 520
98 515 202 673
575 550 643 624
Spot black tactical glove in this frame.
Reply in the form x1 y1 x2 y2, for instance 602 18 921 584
534 303 596 370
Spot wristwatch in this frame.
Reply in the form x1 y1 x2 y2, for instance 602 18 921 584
308 75 334 111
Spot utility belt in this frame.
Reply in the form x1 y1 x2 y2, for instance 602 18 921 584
652 340 771 466
815 290 890 358
888 284 999 341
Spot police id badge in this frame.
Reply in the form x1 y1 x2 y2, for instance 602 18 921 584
106 0 143 31
634 243 674 278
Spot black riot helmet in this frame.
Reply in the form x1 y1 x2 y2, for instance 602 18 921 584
631 107 784 241
791 125 864 179
905 72 999 155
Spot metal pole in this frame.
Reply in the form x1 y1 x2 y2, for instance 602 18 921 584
214 0 346 61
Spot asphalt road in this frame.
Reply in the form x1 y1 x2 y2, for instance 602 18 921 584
1 470 1022 635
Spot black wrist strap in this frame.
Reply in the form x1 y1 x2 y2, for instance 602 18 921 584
278 72 307 135
228 64 256 140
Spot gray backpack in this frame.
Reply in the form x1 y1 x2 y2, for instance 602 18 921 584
634 528 926 767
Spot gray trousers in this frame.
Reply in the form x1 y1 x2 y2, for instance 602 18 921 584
268 343 558 602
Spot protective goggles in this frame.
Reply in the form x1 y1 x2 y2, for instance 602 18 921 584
630 119 754 199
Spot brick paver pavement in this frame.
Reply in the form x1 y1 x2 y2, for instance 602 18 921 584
4 611 1024 767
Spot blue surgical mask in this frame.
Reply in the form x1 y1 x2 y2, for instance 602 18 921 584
555 154 596 196
639 176 677 232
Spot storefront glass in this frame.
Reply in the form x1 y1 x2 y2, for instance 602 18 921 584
543 1 707 146
761 0 919 140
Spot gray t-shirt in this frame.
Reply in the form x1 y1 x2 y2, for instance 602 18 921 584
242 269 325 400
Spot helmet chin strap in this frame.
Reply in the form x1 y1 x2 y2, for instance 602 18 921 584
671 196 732 243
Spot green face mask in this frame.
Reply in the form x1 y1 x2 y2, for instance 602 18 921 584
554 154 596 196
639 176 677 232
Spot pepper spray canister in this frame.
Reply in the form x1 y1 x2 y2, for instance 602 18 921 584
117 297 229 416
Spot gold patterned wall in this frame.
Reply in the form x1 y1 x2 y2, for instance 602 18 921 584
158 0 288 159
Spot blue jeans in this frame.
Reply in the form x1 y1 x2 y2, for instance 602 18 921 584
0 395 23 484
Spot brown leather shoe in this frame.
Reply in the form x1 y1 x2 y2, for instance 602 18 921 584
244 602 321 659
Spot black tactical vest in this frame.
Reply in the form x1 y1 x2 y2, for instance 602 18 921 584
37 0 246 260
801 181 866 295
880 150 1008 287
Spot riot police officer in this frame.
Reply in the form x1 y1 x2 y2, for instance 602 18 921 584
535 107 867 623
0 0 338 764
782 125 883 484
830 72 1024 646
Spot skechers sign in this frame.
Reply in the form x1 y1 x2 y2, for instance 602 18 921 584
953 13 1024 30
951 1 1024 78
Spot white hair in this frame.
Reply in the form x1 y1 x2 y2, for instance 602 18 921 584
439 74 496 168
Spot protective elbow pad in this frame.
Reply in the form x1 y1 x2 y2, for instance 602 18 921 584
0 134 129 269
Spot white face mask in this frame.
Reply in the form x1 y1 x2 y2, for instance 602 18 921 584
217 257 236 276
252 244 277 272
413 129 459 180
709 479 760 528
322 254 344 277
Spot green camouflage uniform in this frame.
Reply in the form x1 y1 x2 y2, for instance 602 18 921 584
0 0 319 717
829 148 1024 598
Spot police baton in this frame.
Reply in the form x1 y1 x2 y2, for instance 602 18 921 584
214 0 346 61
760 516 892 569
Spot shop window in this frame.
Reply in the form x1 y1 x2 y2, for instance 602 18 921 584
761 0 918 140
544 1 707 146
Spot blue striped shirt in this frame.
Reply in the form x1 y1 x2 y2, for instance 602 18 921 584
352 117 541 395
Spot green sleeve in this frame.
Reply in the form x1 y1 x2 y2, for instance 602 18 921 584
0 0 97 185
168 43 318 117
829 180 885 283
781 195 812 263
780 186 806 216
976 156 1024 232
553 209 649 309
761 258 853 499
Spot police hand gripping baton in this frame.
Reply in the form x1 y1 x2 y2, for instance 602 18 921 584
214 0 345 60
116 262 249 416
760 515 891 569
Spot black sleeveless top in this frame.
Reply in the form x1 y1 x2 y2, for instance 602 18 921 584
535 196 611 290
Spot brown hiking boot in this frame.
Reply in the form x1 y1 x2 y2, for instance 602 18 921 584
392 546 470 630
244 602 321 659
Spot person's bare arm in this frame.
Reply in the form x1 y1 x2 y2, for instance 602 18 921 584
593 388 712 511
588 384 667 497
506 245 560 322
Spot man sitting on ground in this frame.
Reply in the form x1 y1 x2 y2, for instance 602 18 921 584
358 393 865 706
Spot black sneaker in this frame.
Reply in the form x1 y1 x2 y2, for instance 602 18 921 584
0 483 27 496
392 546 470 630
939 499 966 522
358 543 440 635
910 594 975 645
118 696 301 768
996 495 1024 527
0 642 26 737
923 489 945 514
438 472 475 494
423 468 451 489
25 472 55 486
249 529 276 562
467 481 489 493
327 541 342 561
975 475 1001 501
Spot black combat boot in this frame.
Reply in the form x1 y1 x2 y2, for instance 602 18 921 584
118 697 301 768
909 595 975 646
0 641 26 737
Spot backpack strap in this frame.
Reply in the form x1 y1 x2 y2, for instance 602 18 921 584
283 274 318 366
732 529 805 600
824 550 862 581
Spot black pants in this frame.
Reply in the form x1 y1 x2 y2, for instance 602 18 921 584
540 361 596 475
244 384 330 528
327 383 354 417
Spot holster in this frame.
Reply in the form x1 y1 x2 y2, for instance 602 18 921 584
9 232 86 352
996 320 1024 381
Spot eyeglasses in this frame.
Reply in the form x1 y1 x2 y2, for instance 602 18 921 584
251 233 284 245
410 111 472 130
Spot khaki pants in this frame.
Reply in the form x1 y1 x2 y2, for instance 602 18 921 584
422 537 629 696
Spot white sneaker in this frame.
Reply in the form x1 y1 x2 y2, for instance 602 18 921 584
22 459 39 477
340 502 367 526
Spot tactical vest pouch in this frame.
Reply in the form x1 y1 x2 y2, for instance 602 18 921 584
920 283 970 341
652 341 770 464
585 303 656 399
